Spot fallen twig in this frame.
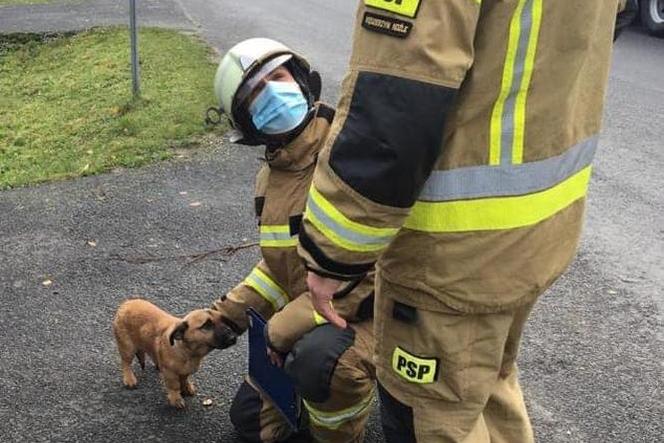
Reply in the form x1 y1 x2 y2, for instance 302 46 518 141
108 241 259 267
184 242 259 267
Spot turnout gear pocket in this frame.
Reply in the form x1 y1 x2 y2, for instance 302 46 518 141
375 278 472 403
376 276 521 407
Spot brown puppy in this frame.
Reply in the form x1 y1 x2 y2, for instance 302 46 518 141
112 298 237 408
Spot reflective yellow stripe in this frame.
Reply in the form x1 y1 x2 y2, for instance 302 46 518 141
304 388 375 430
305 185 398 253
490 0 527 165
313 309 329 326
404 166 591 233
260 238 298 247
243 267 288 310
260 241 297 248
364 0 421 18
490 0 543 166
512 0 542 164
259 225 298 248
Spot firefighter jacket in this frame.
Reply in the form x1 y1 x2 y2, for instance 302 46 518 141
299 0 622 313
212 103 375 350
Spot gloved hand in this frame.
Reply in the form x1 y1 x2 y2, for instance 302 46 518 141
210 292 251 333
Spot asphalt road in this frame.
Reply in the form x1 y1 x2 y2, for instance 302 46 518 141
1 1 663 442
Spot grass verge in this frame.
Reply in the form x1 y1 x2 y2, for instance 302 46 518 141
0 28 225 189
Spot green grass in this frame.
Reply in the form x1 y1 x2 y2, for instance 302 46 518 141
0 28 225 189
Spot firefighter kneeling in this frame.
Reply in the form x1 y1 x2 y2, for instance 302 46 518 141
207 38 376 443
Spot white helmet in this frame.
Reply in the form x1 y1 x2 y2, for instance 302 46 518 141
211 38 320 145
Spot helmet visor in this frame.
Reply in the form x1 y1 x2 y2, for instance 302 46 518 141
235 54 293 106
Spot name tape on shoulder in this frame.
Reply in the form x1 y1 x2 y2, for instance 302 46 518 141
392 346 438 384
365 0 422 18
362 12 413 38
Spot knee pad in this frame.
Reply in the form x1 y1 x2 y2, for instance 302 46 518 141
284 324 355 403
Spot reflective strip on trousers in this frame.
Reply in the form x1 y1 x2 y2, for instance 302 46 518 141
243 267 288 310
303 388 375 430
259 225 298 248
490 0 543 166
305 185 398 252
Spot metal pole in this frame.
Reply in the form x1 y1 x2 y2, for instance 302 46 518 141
129 0 140 97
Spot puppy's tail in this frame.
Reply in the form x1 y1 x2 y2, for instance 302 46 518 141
135 351 146 370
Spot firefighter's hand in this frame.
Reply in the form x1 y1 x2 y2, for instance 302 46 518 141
306 272 347 329
267 347 284 368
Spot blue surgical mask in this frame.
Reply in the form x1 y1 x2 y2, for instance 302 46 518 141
249 81 309 135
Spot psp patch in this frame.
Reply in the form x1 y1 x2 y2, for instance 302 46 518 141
392 346 438 384
365 0 422 18
362 12 413 39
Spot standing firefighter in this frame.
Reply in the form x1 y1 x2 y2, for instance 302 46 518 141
301 1 630 442
209 38 376 443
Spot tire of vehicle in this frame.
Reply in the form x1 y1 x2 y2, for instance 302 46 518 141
640 0 664 36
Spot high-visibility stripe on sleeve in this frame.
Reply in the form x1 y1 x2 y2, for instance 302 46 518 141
405 166 592 233
490 0 543 166
305 185 398 253
419 136 597 202
512 0 542 164
490 0 526 165
259 225 298 248
303 388 375 430
243 267 288 310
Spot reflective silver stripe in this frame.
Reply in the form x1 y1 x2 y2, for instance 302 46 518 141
260 231 293 242
419 136 598 202
259 225 297 247
244 268 288 310
303 388 375 429
500 0 536 165
306 195 394 246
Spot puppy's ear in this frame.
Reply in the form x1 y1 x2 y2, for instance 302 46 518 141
169 321 188 346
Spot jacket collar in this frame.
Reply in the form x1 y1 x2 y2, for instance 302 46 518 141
264 105 328 171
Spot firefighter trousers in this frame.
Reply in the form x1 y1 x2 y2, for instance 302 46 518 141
375 276 536 443
230 320 376 443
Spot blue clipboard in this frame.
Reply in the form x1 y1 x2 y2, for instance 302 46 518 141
247 308 299 431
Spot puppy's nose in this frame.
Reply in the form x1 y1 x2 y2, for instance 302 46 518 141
215 329 237 349
226 334 237 346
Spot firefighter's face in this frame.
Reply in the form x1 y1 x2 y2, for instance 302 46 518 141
247 65 295 105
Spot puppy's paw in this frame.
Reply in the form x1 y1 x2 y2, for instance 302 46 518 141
122 372 138 389
181 381 196 397
168 392 186 409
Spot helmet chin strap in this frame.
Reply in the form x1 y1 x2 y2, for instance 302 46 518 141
204 102 314 148
230 99 316 148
